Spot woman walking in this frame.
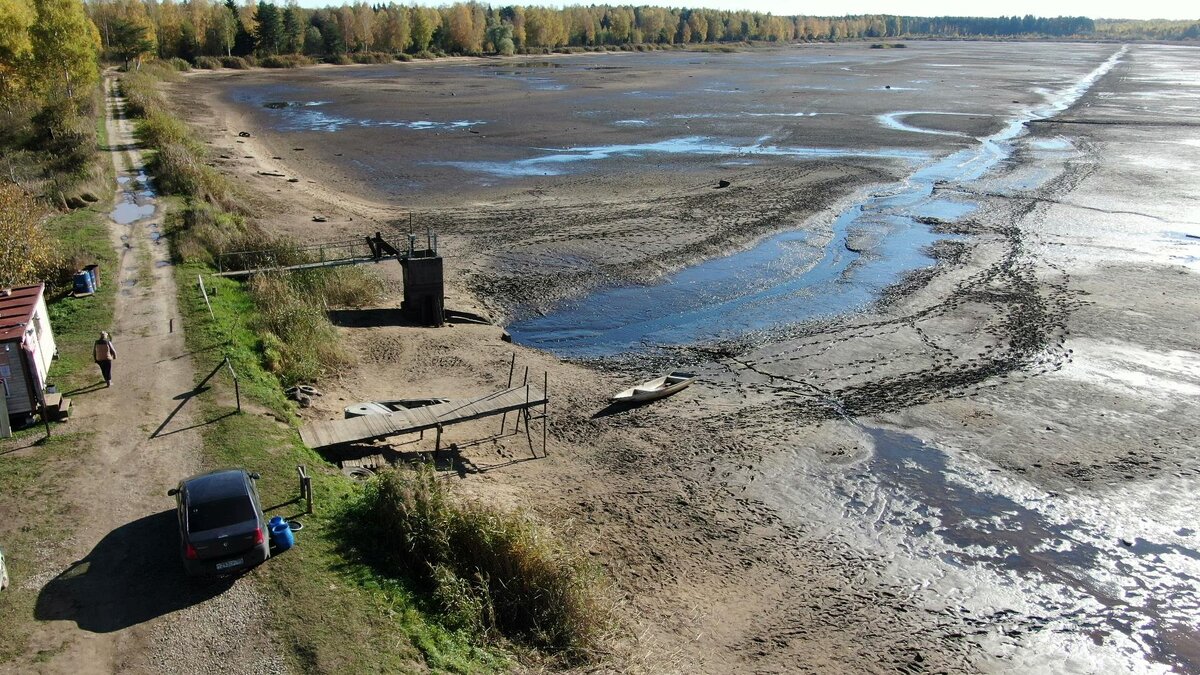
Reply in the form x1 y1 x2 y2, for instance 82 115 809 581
94 331 116 387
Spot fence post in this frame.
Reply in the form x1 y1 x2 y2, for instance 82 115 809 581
297 465 313 514
224 357 241 413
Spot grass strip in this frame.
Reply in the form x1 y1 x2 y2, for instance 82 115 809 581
173 260 511 673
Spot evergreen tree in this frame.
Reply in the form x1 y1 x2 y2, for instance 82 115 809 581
109 17 153 69
254 0 282 55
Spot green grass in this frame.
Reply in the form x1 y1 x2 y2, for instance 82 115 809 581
172 260 512 673
0 433 92 664
43 207 118 394
337 467 612 664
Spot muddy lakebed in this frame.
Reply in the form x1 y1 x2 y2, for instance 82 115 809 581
198 42 1200 672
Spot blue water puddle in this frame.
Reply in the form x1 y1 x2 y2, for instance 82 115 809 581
231 86 483 133
508 209 945 357
877 111 976 137
110 170 155 225
492 71 567 91
507 47 1129 358
437 136 928 178
265 105 483 133
852 427 1200 671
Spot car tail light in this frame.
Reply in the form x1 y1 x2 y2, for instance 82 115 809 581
185 543 198 560
253 527 264 545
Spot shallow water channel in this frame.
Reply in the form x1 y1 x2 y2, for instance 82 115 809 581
507 47 1127 358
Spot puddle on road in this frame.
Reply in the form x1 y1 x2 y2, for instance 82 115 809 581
110 170 156 225
507 47 1129 358
846 427 1200 672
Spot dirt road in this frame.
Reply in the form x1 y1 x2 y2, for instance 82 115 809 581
3 76 283 675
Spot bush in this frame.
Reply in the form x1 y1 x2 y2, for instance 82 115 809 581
31 98 96 175
350 51 392 64
259 54 315 68
219 56 252 69
291 266 383 307
0 184 60 287
194 56 222 70
247 274 348 384
324 53 352 65
394 52 413 62
168 57 192 72
413 50 435 60
337 466 611 663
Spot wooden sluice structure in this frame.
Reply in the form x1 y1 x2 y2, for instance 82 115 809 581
214 230 446 326
300 380 550 458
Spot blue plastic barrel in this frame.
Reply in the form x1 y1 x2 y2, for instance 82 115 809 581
73 271 94 294
269 515 285 530
84 264 99 290
270 522 295 551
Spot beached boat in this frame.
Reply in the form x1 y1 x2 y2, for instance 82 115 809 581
344 398 450 418
611 372 696 403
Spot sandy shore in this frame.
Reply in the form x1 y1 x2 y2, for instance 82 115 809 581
169 42 1200 672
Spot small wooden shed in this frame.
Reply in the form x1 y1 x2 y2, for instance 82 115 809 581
0 284 57 418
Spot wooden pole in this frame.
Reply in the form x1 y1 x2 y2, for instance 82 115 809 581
515 367 529 433
542 371 548 457
297 465 313 514
498 353 515 434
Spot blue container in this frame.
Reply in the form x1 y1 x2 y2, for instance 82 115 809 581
84 264 99 290
269 515 285 530
73 271 94 294
270 522 295 551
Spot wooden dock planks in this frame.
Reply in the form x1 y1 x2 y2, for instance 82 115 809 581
300 385 548 450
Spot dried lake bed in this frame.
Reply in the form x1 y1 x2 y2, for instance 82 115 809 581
177 41 1200 672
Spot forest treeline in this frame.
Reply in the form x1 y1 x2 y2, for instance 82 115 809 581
65 1 1199 64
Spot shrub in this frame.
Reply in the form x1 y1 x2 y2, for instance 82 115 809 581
324 53 352 65
247 273 348 384
413 50 435 60
31 98 96 174
0 184 60 287
194 56 222 70
291 266 383 307
337 466 611 663
260 54 315 68
351 51 392 64
168 57 192 71
219 56 252 69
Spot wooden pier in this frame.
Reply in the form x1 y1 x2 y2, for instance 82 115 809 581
300 384 548 452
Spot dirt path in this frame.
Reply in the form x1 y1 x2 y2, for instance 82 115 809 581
3 76 283 675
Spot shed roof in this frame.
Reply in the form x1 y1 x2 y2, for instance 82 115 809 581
0 284 45 343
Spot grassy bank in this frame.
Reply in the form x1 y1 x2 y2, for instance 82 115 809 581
174 262 511 672
126 61 611 670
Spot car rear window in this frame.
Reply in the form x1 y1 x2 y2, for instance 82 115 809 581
188 496 256 532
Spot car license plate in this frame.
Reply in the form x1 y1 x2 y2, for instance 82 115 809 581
215 558 243 570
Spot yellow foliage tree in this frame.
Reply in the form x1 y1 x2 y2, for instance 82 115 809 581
0 184 60 287
0 0 35 97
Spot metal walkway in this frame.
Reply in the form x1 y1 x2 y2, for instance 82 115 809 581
299 385 548 450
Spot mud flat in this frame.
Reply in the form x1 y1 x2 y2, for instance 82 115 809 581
173 41 1200 671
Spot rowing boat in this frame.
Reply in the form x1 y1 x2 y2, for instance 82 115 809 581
611 371 696 403
344 398 449 418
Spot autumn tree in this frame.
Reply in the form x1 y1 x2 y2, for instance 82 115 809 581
0 0 35 98
0 184 59 288
29 0 99 100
